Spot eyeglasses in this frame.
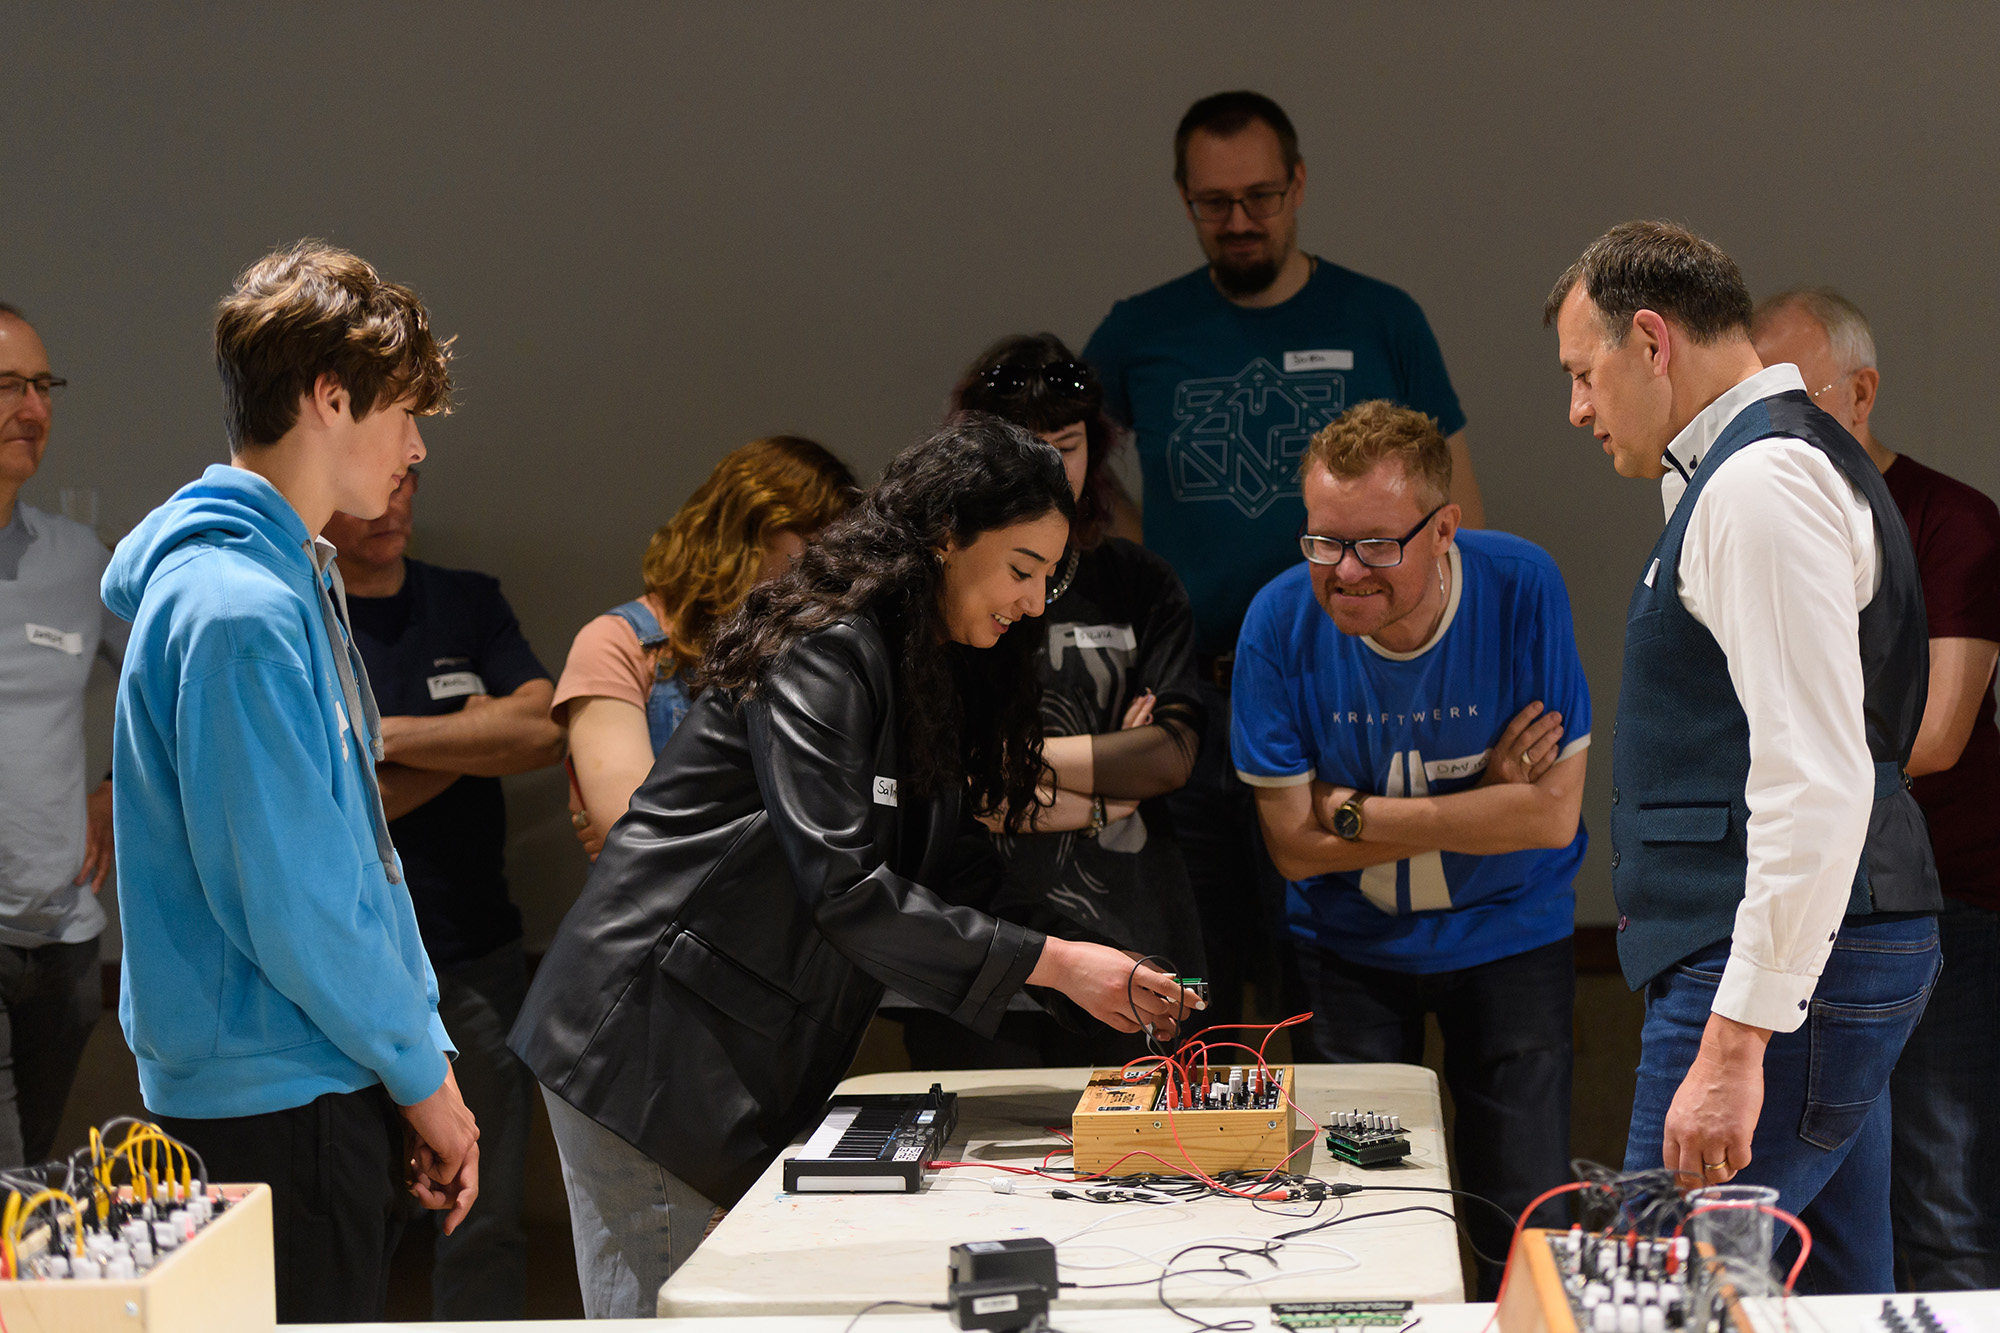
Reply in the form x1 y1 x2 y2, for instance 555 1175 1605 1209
1298 504 1445 568
1185 184 1292 224
0 374 66 406
976 361 1097 400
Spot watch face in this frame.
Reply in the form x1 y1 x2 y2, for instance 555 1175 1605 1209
1333 803 1361 840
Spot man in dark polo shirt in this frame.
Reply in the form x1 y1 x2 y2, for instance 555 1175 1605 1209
1756 288 2000 1291
324 466 565 1318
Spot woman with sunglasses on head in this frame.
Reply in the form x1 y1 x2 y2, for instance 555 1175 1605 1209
510 414 1201 1316
554 435 856 858
887 335 1209 1071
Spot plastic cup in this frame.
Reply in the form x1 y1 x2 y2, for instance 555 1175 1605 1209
1686 1184 1779 1264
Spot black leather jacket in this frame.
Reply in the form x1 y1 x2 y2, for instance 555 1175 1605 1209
509 613 1046 1203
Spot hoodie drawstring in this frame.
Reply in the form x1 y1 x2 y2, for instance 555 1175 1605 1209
309 540 403 886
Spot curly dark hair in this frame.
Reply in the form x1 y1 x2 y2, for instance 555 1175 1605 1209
702 413 1076 830
953 333 1122 549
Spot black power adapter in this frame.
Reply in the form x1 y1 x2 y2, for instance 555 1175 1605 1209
948 1237 1058 1290
947 1275 1051 1331
947 1238 1059 1331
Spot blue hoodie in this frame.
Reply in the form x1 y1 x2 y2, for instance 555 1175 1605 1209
103 465 452 1118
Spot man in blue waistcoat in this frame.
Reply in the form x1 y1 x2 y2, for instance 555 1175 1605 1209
1547 221 1940 1293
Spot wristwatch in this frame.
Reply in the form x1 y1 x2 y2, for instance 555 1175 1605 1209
1331 792 1368 841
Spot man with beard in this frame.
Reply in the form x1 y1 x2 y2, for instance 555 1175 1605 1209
1232 400 1587 1297
1083 91 1482 1044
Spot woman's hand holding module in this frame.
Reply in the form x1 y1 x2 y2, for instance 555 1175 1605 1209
1027 937 1203 1036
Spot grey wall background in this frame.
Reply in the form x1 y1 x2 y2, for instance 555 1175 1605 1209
10 3 1997 940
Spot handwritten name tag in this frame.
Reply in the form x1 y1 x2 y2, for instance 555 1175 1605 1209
26 624 84 655
872 776 899 807
1283 349 1354 372
1424 752 1490 782
427 671 486 701
1069 624 1136 652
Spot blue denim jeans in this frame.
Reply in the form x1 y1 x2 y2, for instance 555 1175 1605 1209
542 1085 718 1318
1624 914 1939 1294
1889 899 2000 1290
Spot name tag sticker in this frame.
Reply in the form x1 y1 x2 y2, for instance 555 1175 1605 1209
1283 349 1355 372
1424 752 1490 783
872 776 899 807
1644 558 1660 588
25 624 84 655
427 670 487 701
1069 624 1136 652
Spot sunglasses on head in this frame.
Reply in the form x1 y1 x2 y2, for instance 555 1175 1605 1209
976 361 1097 400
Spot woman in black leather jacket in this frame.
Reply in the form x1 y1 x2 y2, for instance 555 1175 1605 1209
509 415 1200 1317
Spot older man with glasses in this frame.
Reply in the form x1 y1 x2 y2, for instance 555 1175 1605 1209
1230 399 1590 1297
0 302 126 1167
1753 288 2000 1291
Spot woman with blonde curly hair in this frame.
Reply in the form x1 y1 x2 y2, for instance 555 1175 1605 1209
554 435 856 855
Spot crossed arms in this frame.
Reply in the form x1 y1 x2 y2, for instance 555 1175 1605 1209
374 679 566 820
1252 701 1588 881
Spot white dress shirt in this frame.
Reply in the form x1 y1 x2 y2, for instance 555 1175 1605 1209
1659 362 1883 1034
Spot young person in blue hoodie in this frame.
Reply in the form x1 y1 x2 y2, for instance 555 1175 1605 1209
102 242 478 1323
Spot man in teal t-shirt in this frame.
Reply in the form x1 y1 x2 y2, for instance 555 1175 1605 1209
1081 90 1481 1044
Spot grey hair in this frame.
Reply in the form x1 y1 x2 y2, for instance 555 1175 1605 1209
1754 286 1878 374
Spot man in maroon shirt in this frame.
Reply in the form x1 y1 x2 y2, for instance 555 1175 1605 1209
1756 288 2000 1291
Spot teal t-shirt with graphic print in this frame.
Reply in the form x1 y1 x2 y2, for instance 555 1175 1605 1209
1083 258 1466 657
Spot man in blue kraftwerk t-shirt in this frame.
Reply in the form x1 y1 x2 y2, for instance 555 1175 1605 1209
1232 401 1587 1296
1083 91 1485 1041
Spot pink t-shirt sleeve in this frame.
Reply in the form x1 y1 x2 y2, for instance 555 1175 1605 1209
552 614 653 724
